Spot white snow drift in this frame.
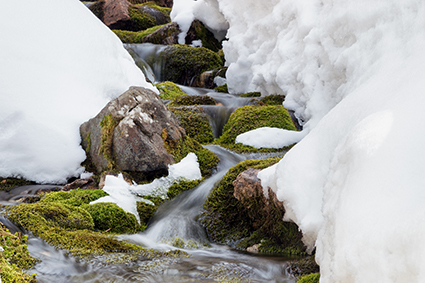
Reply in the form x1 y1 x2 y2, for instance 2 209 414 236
0 0 156 183
173 0 425 281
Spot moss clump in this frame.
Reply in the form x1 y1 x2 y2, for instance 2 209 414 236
201 158 306 256
155 81 186 100
240 92 261 97
298 273 320 283
136 2 171 16
161 45 223 85
0 224 38 283
128 5 156 31
214 83 228 93
83 203 141 234
168 95 216 107
39 189 107 206
169 107 214 144
188 20 222 52
167 179 202 199
99 114 117 170
8 202 141 257
215 105 297 153
113 24 166 43
162 131 219 177
137 201 158 225
201 158 280 244
261 94 285 105
0 178 34 192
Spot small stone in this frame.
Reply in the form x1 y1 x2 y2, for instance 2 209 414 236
247 244 260 253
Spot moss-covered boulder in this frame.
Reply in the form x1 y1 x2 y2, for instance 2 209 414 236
201 158 306 256
139 22 180 44
160 45 223 85
185 20 222 52
170 107 214 144
113 24 167 43
168 95 216 107
0 224 38 283
155 81 186 100
83 202 140 234
215 105 298 152
298 273 320 283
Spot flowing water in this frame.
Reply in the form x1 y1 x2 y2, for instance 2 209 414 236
0 44 299 282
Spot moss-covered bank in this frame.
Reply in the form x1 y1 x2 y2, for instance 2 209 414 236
201 158 306 256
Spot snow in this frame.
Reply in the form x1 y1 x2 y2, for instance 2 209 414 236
235 127 306 149
174 0 425 281
0 0 156 184
92 153 202 222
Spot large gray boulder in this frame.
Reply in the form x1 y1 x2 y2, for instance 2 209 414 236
80 87 185 175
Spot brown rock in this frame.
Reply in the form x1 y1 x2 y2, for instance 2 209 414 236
80 87 185 176
103 0 131 29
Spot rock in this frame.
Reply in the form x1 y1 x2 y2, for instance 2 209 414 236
103 0 131 30
233 168 286 218
185 20 222 52
140 6 170 25
80 87 185 176
246 244 260 253
142 22 180 45
62 178 97 191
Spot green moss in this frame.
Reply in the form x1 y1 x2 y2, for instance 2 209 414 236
113 24 166 43
0 178 34 192
83 203 142 234
240 92 261 97
298 273 320 283
214 84 228 93
162 131 219 177
137 201 158 225
0 225 38 283
155 81 186 100
167 179 202 199
39 189 107 206
215 105 297 153
189 20 222 52
8 203 141 257
128 5 156 31
261 94 285 105
99 114 117 170
161 45 223 85
168 95 216 107
169 107 214 144
201 158 280 244
136 2 171 16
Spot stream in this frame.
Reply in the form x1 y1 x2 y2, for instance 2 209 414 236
0 43 299 282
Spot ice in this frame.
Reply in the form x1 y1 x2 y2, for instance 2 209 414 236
0 0 156 183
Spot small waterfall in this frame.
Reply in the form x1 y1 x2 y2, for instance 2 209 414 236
124 43 167 83
123 145 246 247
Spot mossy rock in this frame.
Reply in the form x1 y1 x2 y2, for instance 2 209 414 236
168 95 216 107
128 5 156 31
161 45 223 85
137 201 158 225
240 92 261 98
261 94 285 105
8 202 141 257
167 179 202 199
155 81 186 100
83 202 141 234
113 24 166 43
89 1 105 22
170 106 214 144
39 189 107 206
201 158 306 256
135 2 171 16
185 20 222 52
215 105 297 152
0 224 38 283
214 83 228 93
0 178 34 192
162 132 219 177
298 273 320 283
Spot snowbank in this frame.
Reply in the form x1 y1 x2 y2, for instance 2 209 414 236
0 0 156 183
174 0 425 281
236 127 306 149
